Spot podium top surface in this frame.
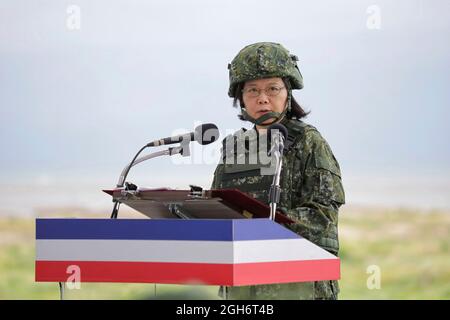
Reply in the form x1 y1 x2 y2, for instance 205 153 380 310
103 187 293 224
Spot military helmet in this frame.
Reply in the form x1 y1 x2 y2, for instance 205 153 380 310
228 42 304 98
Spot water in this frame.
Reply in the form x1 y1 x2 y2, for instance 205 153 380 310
0 173 449 217
344 174 450 210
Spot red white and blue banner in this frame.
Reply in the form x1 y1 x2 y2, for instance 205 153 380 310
35 219 340 286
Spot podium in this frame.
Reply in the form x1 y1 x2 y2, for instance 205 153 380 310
35 188 340 291
35 218 339 286
102 187 293 223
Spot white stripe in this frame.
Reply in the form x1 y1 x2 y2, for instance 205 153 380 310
234 239 337 263
36 240 233 263
36 239 337 264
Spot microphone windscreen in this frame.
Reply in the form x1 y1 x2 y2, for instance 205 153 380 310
194 123 219 145
267 123 288 142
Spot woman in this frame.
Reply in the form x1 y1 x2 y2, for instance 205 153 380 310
211 42 345 300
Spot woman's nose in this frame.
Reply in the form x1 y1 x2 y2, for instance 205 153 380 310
257 92 269 104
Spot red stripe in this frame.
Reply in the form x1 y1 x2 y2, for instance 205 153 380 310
35 261 234 285
36 259 339 286
234 259 340 285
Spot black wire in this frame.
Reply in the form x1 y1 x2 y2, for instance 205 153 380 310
110 144 148 219
110 201 120 219
120 145 148 187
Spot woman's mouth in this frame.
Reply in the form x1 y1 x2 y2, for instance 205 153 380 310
257 109 271 115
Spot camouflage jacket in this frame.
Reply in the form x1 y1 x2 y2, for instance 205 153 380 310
211 118 345 299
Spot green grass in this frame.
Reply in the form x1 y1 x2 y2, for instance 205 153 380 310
1 207 449 299
338 207 450 299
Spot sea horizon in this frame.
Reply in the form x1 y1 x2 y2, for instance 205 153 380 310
1 171 449 217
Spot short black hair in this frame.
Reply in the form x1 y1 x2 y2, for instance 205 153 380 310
232 78 310 121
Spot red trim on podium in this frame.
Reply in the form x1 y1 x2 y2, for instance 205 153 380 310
35 261 234 285
35 259 339 286
234 259 340 285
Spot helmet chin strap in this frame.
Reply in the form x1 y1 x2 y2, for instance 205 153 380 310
241 90 292 128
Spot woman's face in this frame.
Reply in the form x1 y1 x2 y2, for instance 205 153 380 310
242 77 288 126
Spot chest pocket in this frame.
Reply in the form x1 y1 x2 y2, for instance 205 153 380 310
223 164 262 175
221 164 273 203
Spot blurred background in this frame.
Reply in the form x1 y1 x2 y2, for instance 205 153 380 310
0 0 449 299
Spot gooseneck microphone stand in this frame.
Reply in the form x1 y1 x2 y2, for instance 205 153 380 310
110 123 219 219
110 140 191 219
267 125 287 221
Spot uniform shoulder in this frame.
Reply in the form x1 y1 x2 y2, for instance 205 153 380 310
285 119 325 146
293 123 341 176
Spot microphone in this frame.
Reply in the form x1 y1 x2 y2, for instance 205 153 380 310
267 123 288 154
266 123 288 221
146 123 219 147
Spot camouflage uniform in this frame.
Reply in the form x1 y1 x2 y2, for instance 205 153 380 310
212 42 345 299
211 118 345 299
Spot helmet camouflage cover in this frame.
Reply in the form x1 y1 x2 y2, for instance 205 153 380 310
228 42 304 98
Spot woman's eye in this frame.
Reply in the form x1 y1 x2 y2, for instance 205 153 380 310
268 87 279 93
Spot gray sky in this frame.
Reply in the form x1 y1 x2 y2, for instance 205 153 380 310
0 0 449 210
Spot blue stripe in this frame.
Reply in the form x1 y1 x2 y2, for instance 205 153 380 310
232 219 301 241
36 219 232 241
36 218 300 241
